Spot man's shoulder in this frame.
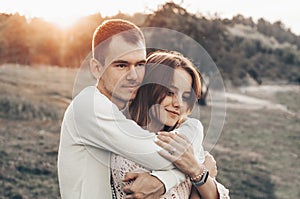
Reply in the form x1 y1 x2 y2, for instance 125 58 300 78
74 86 96 99
73 86 109 103
71 86 121 117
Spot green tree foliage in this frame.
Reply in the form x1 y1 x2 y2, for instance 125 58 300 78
257 18 300 49
0 2 299 84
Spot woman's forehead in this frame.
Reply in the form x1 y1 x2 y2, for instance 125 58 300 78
171 68 192 92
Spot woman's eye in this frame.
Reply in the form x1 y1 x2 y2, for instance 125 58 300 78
183 94 191 101
167 90 175 96
182 96 189 101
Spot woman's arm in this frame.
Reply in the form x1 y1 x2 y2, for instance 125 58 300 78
155 132 221 199
121 118 205 195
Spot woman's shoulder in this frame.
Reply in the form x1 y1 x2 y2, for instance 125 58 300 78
173 117 204 143
180 117 203 131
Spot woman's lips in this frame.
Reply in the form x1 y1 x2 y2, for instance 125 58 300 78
165 109 180 117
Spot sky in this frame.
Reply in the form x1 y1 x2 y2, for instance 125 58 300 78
0 0 299 35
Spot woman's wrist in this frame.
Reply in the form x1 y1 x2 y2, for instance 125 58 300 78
188 164 206 180
190 166 210 187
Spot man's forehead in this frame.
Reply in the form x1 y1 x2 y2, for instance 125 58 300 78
105 35 146 65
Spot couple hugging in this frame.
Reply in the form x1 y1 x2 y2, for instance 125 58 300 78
58 19 229 199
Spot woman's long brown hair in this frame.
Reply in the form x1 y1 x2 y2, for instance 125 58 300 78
129 51 201 131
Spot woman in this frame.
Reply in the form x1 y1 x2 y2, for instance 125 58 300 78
110 51 229 198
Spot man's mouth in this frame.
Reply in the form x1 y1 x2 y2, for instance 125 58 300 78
123 85 139 88
122 84 139 88
122 84 140 92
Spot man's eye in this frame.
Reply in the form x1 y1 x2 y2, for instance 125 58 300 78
116 64 126 68
137 63 145 67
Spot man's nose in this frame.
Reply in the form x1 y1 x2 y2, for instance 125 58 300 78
126 65 138 80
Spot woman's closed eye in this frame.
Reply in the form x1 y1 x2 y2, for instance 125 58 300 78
182 93 191 101
167 90 175 96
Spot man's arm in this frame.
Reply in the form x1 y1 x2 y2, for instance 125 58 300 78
70 87 173 170
68 88 204 193
121 118 205 197
121 169 186 198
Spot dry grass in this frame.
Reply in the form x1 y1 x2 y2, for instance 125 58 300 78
0 64 299 198
0 96 59 120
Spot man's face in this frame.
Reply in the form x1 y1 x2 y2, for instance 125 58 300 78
97 35 146 108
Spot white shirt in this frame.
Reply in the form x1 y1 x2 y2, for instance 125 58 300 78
57 86 204 199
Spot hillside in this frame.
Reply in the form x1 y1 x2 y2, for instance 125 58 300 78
0 2 299 86
0 64 299 198
143 3 300 85
0 3 299 198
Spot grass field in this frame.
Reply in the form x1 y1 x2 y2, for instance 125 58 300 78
0 64 299 198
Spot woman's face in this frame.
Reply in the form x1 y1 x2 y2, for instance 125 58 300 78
152 67 192 128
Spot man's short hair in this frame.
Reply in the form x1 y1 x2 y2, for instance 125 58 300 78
92 19 145 65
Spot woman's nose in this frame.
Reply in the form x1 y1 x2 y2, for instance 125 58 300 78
172 94 183 107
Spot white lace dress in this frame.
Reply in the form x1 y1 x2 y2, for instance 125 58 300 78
110 153 192 199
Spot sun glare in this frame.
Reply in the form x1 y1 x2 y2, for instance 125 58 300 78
1 0 160 29
1 0 97 29
41 15 82 29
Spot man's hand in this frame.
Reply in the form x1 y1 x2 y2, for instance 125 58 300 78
123 172 165 199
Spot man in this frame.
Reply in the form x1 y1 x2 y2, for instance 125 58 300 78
58 19 188 199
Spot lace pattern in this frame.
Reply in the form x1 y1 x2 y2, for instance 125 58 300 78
110 153 192 199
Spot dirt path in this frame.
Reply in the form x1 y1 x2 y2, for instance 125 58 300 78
224 85 299 116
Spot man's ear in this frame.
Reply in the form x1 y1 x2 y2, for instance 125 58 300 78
90 58 103 80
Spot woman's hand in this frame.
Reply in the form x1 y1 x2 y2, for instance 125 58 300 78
155 132 221 199
154 131 203 178
204 152 218 178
